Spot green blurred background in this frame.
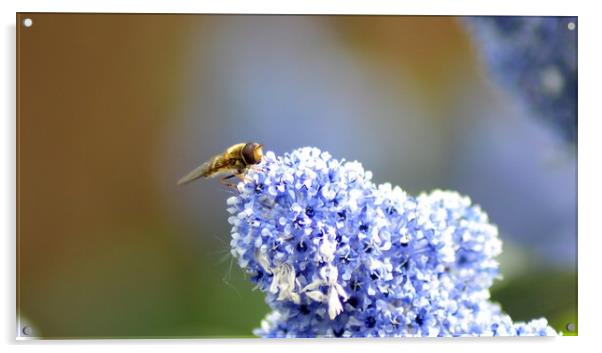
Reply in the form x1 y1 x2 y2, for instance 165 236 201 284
17 14 576 338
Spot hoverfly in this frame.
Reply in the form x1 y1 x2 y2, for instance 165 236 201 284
177 142 264 186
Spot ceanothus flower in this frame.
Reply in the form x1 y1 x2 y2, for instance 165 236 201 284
226 147 557 337
464 16 577 143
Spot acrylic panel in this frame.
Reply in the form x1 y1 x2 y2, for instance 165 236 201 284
16 13 577 339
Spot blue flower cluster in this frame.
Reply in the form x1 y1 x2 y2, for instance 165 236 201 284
227 147 557 337
464 16 577 143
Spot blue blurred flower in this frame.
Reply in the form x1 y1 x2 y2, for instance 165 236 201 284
227 147 557 337
464 16 577 143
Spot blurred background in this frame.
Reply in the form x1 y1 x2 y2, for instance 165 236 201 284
17 14 577 338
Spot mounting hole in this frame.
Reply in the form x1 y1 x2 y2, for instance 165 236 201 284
22 18 33 28
22 326 32 336
566 322 576 332
567 22 576 31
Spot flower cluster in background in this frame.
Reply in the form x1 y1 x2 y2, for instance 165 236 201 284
227 147 557 337
464 16 577 143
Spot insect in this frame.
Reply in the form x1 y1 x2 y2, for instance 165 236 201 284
177 142 264 186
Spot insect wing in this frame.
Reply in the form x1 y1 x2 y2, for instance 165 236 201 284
177 159 213 185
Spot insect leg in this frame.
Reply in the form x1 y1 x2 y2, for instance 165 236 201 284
250 165 267 174
220 174 238 189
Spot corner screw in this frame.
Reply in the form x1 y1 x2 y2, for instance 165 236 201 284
22 326 32 336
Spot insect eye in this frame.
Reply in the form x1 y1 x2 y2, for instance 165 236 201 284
242 143 258 164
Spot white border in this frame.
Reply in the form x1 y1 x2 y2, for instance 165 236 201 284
3 1 600 353
9 0 583 16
